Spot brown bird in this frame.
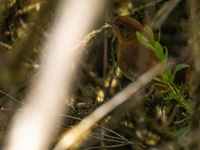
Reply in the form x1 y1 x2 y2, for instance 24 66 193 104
112 16 159 81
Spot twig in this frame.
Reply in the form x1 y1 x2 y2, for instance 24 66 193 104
85 143 129 150
131 0 164 15
16 1 45 15
88 133 125 144
82 23 112 47
0 41 12 50
0 89 23 105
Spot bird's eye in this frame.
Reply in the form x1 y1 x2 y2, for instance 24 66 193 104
118 23 125 29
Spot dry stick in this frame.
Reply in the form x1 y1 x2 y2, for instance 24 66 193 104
85 143 129 150
88 133 125 144
53 62 166 150
0 89 24 105
90 132 125 141
96 124 130 144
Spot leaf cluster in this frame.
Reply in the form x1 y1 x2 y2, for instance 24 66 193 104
136 26 192 136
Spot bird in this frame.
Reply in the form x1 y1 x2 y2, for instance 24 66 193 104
112 16 159 81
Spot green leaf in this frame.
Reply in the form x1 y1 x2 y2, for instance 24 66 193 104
153 41 165 61
136 31 154 51
145 26 154 43
162 67 172 82
158 28 161 42
185 98 193 108
163 46 168 62
163 91 176 101
174 118 188 124
176 104 182 108
182 112 188 117
172 126 190 137
172 64 190 81
154 77 167 84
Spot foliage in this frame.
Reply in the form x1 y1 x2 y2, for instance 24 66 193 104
136 26 192 136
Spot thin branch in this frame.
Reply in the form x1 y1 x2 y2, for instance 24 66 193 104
0 41 12 50
131 0 165 15
0 89 23 105
82 23 111 47
16 1 44 16
88 133 125 144
85 143 129 150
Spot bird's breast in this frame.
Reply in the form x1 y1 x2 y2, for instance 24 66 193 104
117 40 158 80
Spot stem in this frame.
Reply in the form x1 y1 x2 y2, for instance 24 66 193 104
168 83 192 114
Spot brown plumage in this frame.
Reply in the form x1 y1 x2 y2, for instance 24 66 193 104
112 16 159 81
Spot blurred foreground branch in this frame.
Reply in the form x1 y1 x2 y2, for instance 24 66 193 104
3 0 106 150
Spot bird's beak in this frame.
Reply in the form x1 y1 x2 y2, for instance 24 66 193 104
108 21 117 28
107 21 114 27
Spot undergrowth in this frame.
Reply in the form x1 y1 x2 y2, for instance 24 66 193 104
136 26 192 137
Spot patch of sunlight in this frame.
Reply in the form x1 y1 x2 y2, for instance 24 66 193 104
96 89 104 103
